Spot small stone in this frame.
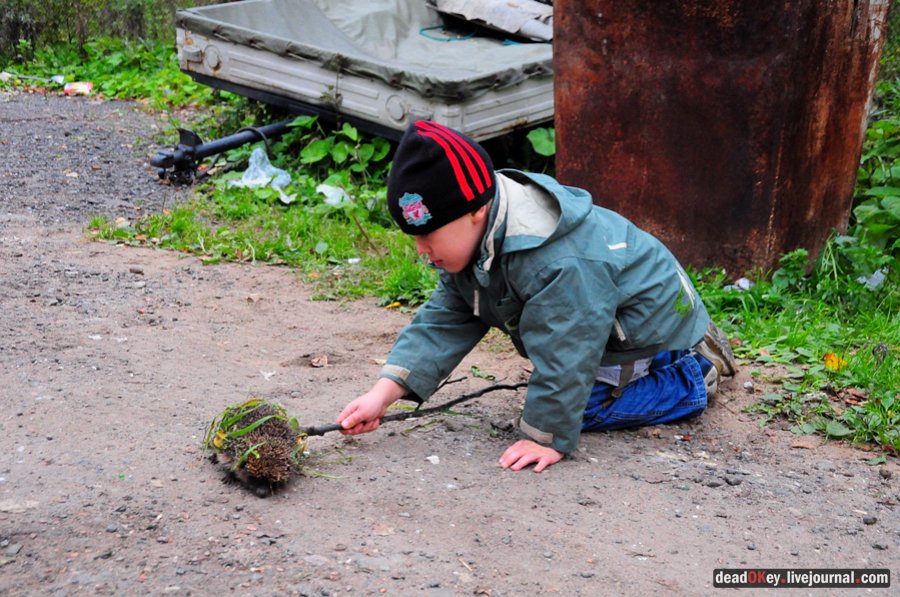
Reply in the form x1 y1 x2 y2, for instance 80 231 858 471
863 516 877 525
747 544 757 551
725 476 743 486
303 554 330 567
443 420 464 432
106 524 118 533
879 468 892 480
743 381 754 391
490 418 515 432
815 460 836 472
706 479 724 488
580 571 596 578
5 544 22 556
872 543 889 551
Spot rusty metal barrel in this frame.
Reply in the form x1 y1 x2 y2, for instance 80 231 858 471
554 1 892 274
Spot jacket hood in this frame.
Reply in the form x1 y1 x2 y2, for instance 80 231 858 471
474 170 594 283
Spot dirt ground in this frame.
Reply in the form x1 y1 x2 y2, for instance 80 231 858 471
0 90 897 596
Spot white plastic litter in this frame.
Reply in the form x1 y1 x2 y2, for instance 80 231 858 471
228 147 294 204
316 183 352 207
725 277 753 292
0 71 65 84
856 268 887 290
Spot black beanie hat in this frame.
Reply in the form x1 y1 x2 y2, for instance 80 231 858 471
387 121 496 235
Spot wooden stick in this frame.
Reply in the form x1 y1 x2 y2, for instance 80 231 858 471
299 382 527 437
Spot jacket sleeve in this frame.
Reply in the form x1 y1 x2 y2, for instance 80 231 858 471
513 256 618 454
380 275 490 402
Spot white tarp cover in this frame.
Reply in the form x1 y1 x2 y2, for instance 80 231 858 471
427 0 553 42
176 0 552 100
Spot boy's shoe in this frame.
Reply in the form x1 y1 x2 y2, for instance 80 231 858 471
695 354 720 399
693 323 737 377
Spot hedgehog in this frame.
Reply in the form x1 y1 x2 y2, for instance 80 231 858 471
205 399 306 497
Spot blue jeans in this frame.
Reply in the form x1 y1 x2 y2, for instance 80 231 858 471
582 350 711 431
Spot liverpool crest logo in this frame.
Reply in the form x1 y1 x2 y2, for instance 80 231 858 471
398 193 432 227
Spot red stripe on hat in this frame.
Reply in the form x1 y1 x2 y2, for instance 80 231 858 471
416 129 475 200
418 121 484 193
418 121 492 193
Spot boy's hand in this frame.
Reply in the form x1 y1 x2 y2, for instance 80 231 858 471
337 378 406 435
498 439 563 473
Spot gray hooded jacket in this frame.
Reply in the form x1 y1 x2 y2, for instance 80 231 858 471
380 169 711 453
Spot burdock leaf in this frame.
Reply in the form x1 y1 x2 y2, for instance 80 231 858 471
824 420 853 438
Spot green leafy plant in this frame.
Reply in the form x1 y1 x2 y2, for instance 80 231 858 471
854 116 900 268
0 0 222 62
284 116 393 184
2 36 222 109
526 127 556 157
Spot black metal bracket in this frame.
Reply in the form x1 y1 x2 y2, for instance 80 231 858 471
150 119 295 185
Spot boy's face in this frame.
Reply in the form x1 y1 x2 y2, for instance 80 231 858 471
413 204 490 273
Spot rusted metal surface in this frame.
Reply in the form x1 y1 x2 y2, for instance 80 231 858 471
554 1 891 274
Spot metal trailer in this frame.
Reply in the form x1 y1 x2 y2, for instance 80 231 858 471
153 0 554 182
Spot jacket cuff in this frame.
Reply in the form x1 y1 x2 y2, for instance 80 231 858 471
518 416 577 454
378 364 435 404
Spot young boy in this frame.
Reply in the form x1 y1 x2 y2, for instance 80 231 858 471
337 120 736 473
